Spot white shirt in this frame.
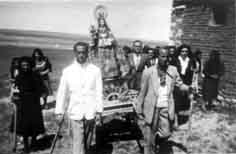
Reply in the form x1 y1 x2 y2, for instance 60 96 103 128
152 58 158 66
55 60 103 120
156 84 169 108
133 54 141 70
178 56 190 75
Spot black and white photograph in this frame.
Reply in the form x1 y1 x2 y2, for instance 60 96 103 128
0 0 236 154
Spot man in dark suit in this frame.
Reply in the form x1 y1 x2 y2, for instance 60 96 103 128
136 48 191 154
127 40 149 90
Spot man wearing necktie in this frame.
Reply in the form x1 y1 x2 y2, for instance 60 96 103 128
128 40 149 90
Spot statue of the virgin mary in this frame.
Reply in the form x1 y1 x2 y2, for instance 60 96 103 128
90 5 115 49
89 5 119 79
88 5 135 99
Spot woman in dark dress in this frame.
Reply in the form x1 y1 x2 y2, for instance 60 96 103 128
202 50 224 110
32 48 52 109
175 44 194 126
14 56 45 153
176 44 194 85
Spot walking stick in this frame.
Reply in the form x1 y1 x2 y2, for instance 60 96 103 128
49 103 69 154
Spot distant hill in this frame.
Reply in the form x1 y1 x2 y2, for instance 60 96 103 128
0 29 167 49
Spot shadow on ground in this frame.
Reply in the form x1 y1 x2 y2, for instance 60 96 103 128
157 140 188 154
31 134 57 151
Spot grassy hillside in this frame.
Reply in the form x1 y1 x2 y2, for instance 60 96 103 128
0 29 167 50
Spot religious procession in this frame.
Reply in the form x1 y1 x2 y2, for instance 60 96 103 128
4 3 230 154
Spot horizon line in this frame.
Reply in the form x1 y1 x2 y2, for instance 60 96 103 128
0 28 169 44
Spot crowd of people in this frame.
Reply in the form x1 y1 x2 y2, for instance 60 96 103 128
116 41 224 154
8 39 225 154
9 48 52 153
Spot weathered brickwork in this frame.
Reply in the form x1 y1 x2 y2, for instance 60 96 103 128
171 0 236 100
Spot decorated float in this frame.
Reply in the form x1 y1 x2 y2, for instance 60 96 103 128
89 5 142 147
89 5 138 116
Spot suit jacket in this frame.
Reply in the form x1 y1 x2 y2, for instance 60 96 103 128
126 53 149 90
136 65 188 124
128 53 149 73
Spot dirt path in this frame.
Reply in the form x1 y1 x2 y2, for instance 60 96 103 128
1 97 236 154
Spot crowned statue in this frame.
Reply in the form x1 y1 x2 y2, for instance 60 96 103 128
88 5 137 102
90 5 116 49
89 5 120 79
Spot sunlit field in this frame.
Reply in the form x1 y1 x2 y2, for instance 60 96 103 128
0 45 236 154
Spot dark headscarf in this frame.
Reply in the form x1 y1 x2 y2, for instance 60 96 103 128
17 56 43 94
19 56 34 74
204 50 224 76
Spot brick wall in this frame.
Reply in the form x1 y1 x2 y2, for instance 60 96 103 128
171 2 236 100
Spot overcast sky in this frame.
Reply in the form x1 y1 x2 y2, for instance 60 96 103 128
0 0 173 41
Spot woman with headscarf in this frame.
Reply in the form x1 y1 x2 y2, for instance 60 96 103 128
14 56 45 153
202 50 224 110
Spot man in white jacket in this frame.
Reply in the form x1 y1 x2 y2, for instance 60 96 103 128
55 42 103 154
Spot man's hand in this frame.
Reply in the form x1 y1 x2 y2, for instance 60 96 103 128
188 85 197 100
12 87 20 93
137 113 145 120
95 112 102 126
189 85 197 94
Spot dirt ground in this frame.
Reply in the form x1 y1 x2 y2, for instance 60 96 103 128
1 96 236 154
